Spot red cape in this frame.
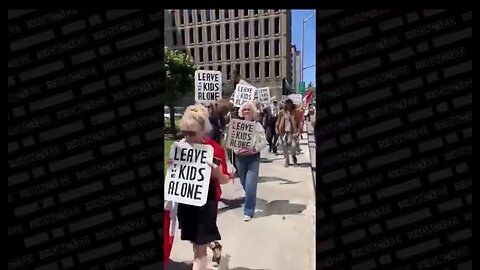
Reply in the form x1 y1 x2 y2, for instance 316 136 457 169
203 137 229 202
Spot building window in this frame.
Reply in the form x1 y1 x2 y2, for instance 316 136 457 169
254 41 259 58
245 63 250 79
217 46 222 61
216 25 221 41
225 24 230 40
217 66 222 72
197 10 202 23
188 10 193 24
199 47 204 62
265 9 269 14
198 27 203 43
244 43 250 59
255 62 260 78
180 29 185 44
208 47 213 62
235 44 240 60
275 61 280 77
244 9 249 17
224 10 229 19
190 48 195 59
206 10 211 22
254 20 259 36
254 9 259 16
215 10 220 20
172 32 177 46
179 10 184 25
207 26 211 42
265 62 270 77
264 18 269 36
171 11 176 26
234 10 239 18
274 18 280 34
189 28 194 43
227 65 231 80
274 9 280 13
236 64 241 76
244 21 249 38
274 39 280 56
226 44 230 60
264 40 269 57
234 23 239 39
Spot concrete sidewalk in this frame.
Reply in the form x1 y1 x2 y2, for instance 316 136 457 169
168 129 316 270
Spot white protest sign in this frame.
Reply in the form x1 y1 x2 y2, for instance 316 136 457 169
233 84 256 108
165 142 214 207
289 94 303 105
226 119 256 151
238 79 253 86
257 87 271 109
195 70 222 103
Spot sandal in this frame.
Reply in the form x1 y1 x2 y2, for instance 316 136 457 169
209 241 222 264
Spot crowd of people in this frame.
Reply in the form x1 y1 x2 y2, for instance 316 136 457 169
165 96 315 270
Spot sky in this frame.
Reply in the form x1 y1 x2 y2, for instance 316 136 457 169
291 10 316 88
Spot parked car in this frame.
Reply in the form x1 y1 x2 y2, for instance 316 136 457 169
164 106 185 119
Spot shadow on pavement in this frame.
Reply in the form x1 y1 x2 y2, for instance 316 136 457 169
255 199 307 218
167 260 191 270
260 157 283 163
218 197 244 214
257 176 300 185
218 254 270 270
292 162 312 168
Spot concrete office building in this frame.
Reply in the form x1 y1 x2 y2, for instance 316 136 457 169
165 9 292 100
291 44 301 93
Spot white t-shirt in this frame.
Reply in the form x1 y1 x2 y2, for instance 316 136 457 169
285 111 291 132
271 104 279 117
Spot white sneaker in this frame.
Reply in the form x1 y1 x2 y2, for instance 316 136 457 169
244 215 252 222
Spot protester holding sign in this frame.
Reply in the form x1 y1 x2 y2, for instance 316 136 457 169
169 104 231 270
231 101 268 221
276 99 303 167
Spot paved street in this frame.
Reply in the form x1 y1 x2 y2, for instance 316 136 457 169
167 128 316 270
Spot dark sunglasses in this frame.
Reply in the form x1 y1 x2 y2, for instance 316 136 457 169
181 130 197 137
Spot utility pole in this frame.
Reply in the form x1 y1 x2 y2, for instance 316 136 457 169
300 11 315 84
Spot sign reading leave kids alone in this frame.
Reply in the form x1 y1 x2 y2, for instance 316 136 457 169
195 70 222 103
233 84 256 108
226 119 256 151
257 87 271 109
165 141 214 206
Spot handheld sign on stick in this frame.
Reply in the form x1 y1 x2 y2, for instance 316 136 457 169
257 87 271 110
233 84 256 108
165 142 214 207
226 119 256 151
195 70 222 103
288 94 303 105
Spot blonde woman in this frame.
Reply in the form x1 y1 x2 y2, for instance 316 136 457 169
235 101 268 221
169 104 231 270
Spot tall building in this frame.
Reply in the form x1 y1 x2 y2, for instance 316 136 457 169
165 9 292 100
291 44 301 93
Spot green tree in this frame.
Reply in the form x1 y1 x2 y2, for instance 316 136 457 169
165 47 197 134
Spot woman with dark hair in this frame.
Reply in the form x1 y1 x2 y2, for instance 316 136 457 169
205 102 223 144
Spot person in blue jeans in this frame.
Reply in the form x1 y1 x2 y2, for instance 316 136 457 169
234 101 268 222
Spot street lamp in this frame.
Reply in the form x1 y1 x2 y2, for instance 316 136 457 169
300 10 315 84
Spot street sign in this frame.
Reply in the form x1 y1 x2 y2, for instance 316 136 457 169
299 81 305 96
